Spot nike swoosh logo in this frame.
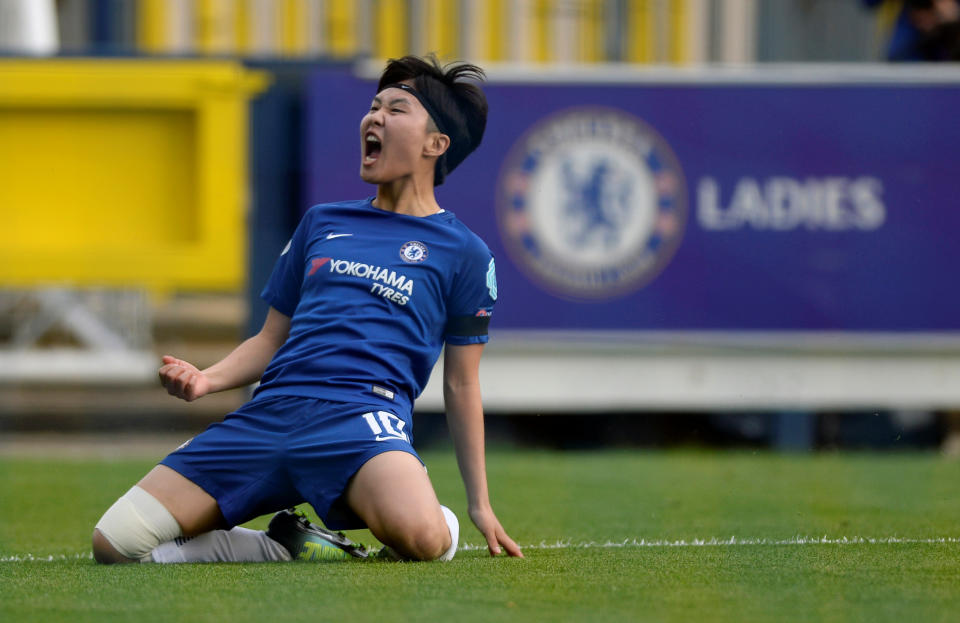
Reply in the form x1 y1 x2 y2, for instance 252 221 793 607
375 435 408 442
326 233 353 239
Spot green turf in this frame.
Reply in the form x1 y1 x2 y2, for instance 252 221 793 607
2 449 959 622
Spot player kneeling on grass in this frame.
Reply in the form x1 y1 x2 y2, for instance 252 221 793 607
91 55 522 564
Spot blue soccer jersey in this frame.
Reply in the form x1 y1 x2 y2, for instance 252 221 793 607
255 198 498 413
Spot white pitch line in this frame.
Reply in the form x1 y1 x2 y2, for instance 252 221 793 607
1 553 93 563
4 537 959 562
459 536 960 551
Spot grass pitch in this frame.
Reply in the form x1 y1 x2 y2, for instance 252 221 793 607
2 447 959 622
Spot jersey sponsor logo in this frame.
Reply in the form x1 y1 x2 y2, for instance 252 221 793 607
475 308 492 317
308 257 331 276
326 232 353 239
317 257 415 306
399 241 428 263
496 107 687 300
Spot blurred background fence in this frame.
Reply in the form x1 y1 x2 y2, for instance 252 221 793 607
37 0 894 64
2 0 958 451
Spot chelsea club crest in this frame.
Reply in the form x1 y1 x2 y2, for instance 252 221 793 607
399 241 428 263
496 107 687 300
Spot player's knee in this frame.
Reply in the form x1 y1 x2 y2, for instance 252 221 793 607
92 528 134 564
390 516 450 561
92 486 182 563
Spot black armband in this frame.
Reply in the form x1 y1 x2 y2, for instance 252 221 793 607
445 314 491 338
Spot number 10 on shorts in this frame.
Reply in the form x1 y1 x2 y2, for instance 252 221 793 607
362 411 409 442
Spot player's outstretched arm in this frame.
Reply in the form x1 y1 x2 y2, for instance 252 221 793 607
443 343 523 558
159 307 291 402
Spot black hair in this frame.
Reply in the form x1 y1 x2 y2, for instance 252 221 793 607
377 54 488 186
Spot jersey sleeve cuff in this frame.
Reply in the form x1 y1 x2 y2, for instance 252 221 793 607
260 287 296 318
444 334 490 346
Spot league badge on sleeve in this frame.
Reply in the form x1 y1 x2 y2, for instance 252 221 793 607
486 258 498 300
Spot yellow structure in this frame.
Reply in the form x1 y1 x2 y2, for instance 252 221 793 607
0 60 268 294
134 0 696 65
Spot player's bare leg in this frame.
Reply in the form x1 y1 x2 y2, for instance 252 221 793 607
346 451 454 561
91 465 226 564
138 465 228 533
93 465 357 563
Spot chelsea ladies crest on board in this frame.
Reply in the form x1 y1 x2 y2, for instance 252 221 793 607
496 108 687 300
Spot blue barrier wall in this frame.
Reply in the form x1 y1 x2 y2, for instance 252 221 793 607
245 60 353 336
300 67 960 333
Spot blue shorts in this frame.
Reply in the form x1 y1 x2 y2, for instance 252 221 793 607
160 395 421 530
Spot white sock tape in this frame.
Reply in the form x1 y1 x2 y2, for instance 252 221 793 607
95 486 182 560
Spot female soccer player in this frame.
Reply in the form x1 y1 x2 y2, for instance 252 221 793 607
91 55 522 564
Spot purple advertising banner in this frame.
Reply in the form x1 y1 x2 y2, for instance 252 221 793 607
306 68 960 331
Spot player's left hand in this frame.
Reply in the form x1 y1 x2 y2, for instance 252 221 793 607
469 505 523 558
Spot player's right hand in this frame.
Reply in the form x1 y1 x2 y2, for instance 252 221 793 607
158 355 211 402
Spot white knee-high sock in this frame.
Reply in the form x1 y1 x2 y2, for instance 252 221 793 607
438 505 459 561
146 527 292 563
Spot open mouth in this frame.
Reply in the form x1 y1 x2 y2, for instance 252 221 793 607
364 133 382 165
